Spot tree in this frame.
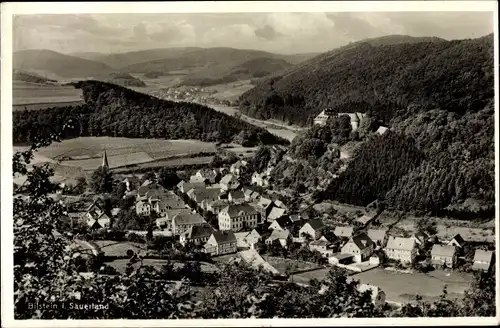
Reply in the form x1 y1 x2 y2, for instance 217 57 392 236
89 166 114 194
158 168 181 189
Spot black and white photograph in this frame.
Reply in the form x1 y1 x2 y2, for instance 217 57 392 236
1 1 499 326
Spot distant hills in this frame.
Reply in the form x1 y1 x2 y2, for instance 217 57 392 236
13 49 115 80
17 47 318 85
238 34 493 125
13 69 58 84
105 72 146 87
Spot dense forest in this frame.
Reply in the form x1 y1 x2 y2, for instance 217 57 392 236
255 34 494 218
180 57 293 87
12 81 289 147
239 35 493 125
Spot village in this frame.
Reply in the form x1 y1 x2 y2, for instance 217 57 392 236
57 141 495 308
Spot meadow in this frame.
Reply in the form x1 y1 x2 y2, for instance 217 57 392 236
12 81 83 106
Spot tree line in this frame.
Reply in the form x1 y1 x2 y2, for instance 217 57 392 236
12 80 289 147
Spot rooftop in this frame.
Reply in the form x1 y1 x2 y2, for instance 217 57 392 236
431 244 457 257
211 230 237 244
221 204 259 217
385 236 416 251
173 212 205 226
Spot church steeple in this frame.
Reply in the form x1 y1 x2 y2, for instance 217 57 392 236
102 150 109 168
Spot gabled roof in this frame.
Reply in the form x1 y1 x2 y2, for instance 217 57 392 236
385 236 416 251
173 212 205 226
310 238 331 247
367 229 387 241
220 174 238 185
229 190 245 200
303 219 325 231
335 226 354 237
157 198 185 210
243 188 254 197
431 244 457 257
184 224 215 240
448 234 467 247
211 230 236 244
197 168 217 179
376 126 389 135
268 229 290 241
268 207 286 220
177 181 206 192
270 216 290 229
289 214 302 222
221 204 258 217
349 232 374 250
164 208 191 219
257 197 273 208
473 249 494 263
207 199 231 208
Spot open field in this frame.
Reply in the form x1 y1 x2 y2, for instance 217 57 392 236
352 268 474 304
107 258 219 274
13 81 83 106
291 267 474 303
262 256 321 274
18 137 217 170
203 80 256 102
94 240 147 257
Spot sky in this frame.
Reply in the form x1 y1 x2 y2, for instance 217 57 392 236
13 12 494 55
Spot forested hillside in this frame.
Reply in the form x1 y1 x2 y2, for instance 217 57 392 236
262 34 494 218
239 34 493 125
12 81 288 147
180 57 294 87
13 70 58 84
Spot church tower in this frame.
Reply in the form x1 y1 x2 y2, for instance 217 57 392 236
102 150 109 168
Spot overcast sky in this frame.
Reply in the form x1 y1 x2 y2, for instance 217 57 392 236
13 12 494 55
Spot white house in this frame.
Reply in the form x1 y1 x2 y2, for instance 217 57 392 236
340 233 374 263
299 219 326 240
384 236 417 264
266 229 291 248
219 174 240 191
204 231 238 256
471 249 494 272
218 204 260 232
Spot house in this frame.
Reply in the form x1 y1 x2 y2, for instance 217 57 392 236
218 204 260 232
235 229 263 249
313 109 334 126
266 229 291 248
230 160 248 176
252 197 275 221
204 231 237 256
376 126 389 136
180 223 215 246
187 188 222 204
267 207 287 222
171 212 206 236
195 168 218 184
219 174 240 191
228 190 245 203
251 172 270 187
299 219 326 240
309 236 334 257
189 175 206 184
340 233 375 263
244 229 262 246
334 226 354 239
243 188 260 201
156 208 192 230
206 199 231 214
153 197 186 215
384 236 417 264
176 181 206 194
430 245 457 269
471 249 494 272
268 216 292 231
357 284 386 309
87 212 111 230
84 201 105 221
447 234 467 249
273 199 288 212
137 183 166 198
411 230 430 246
123 176 140 191
136 200 152 216
367 229 388 247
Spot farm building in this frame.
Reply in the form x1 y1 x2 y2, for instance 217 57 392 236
367 229 388 247
334 226 354 239
471 249 494 272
